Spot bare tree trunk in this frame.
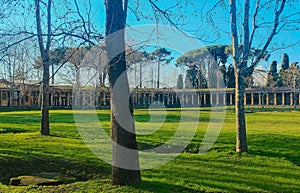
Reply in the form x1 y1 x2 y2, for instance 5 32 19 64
105 0 141 185
139 63 142 88
35 0 52 135
230 0 248 153
51 63 54 85
235 74 248 152
41 61 50 135
157 60 160 89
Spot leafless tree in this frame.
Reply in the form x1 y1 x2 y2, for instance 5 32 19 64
228 0 299 152
105 0 141 185
0 0 102 135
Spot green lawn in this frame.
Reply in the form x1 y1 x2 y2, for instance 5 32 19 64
0 108 299 192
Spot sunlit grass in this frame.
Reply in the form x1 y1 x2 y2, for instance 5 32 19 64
0 109 299 192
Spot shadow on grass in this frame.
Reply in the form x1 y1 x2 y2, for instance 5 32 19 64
0 128 29 134
249 133 300 166
136 180 206 193
137 141 201 154
143 152 300 193
0 153 110 185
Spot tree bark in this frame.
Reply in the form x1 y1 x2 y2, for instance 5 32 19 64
139 63 142 88
230 0 248 153
41 61 50 135
157 60 160 89
51 63 55 85
235 73 248 153
105 0 141 185
229 0 287 153
35 0 51 135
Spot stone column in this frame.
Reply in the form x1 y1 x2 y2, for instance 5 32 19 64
229 94 233 106
282 93 285 106
148 93 152 105
0 90 2 107
151 93 154 104
49 93 53 107
191 94 194 105
137 93 141 106
102 91 106 106
59 91 62 106
258 93 262 106
215 93 219 106
210 94 213 106
290 93 293 106
244 93 247 105
251 93 254 106
90 91 94 106
274 93 277 106
266 93 269 106
203 94 206 106
223 93 226 106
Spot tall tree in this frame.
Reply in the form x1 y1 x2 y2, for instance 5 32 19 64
150 48 172 89
184 68 198 89
281 53 290 71
280 62 300 107
266 60 279 87
177 45 230 88
35 0 52 135
176 74 183 89
105 0 141 185
1 0 101 135
229 0 291 152
126 49 149 88
226 64 235 88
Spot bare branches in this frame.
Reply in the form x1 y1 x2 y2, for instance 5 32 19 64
242 0 250 66
249 0 287 70
74 0 89 37
35 0 45 55
52 32 98 46
46 0 52 52
0 35 35 55
249 0 260 49
148 0 179 29
230 0 239 66
124 0 129 23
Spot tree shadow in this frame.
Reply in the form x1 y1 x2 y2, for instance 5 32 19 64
249 133 300 166
0 151 110 185
136 180 206 193
0 128 29 134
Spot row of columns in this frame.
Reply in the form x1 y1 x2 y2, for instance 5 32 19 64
0 88 299 108
0 90 40 107
131 91 300 107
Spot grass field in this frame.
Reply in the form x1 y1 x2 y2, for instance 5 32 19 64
0 108 299 192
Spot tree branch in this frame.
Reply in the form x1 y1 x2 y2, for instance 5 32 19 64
249 0 286 70
249 0 260 50
46 0 52 52
148 0 179 30
0 35 35 54
74 0 89 37
242 0 250 67
230 0 240 68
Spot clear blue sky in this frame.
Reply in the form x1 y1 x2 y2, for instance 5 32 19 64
88 0 300 69
2 0 300 69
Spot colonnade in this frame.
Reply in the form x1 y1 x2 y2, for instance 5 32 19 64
130 88 300 107
0 87 299 108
